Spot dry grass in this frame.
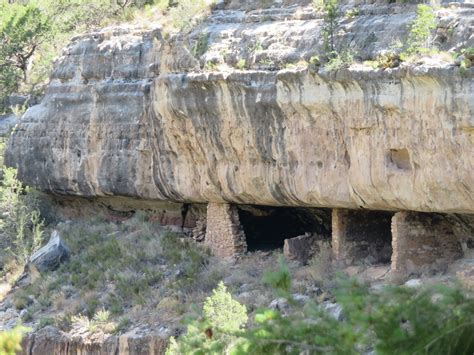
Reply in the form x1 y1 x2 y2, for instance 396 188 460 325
5 214 339 337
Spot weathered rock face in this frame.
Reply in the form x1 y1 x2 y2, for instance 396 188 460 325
20 326 168 355
5 2 474 214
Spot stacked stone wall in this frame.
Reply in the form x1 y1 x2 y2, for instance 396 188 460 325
391 211 463 277
205 203 247 257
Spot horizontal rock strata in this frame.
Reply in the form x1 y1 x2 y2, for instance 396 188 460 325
5 2 474 213
20 326 167 355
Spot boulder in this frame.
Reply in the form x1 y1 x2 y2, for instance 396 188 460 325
0 114 16 137
283 233 318 264
29 231 70 272
321 301 344 321
404 279 423 288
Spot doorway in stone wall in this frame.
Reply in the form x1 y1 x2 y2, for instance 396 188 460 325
237 205 332 251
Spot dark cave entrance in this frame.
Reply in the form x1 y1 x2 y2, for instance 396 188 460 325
237 205 332 251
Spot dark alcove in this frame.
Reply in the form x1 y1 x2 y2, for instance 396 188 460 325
237 205 331 251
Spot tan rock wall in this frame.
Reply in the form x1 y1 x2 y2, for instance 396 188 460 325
20 326 167 355
205 203 247 257
4 4 474 214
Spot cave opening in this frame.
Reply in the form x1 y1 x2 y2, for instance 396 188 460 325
237 205 332 251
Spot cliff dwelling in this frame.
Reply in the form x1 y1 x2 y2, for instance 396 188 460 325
237 206 331 251
1 0 474 352
195 199 468 277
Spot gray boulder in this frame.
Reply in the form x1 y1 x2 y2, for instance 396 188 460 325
0 114 17 137
322 301 344 321
29 231 70 272
283 233 319 264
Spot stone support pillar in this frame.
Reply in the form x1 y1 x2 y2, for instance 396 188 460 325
332 208 349 261
205 202 247 257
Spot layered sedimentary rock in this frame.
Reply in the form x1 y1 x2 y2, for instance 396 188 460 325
3 3 474 352
5 2 474 214
20 326 167 355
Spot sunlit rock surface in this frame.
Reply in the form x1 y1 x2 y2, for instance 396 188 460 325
5 2 474 213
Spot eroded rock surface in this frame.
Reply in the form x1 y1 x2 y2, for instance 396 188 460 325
5 2 474 214
20 326 167 355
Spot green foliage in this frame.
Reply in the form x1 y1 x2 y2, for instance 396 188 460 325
375 51 400 69
37 316 55 329
232 307 355 354
203 282 248 333
0 1 51 104
309 55 320 66
0 167 45 269
325 50 354 71
71 308 117 334
404 4 437 57
0 325 30 354
169 0 210 30
0 0 215 105
458 47 473 76
192 31 210 59
335 279 474 354
172 260 474 354
263 256 291 297
236 59 247 70
11 215 211 331
366 51 401 69
321 0 339 53
166 281 248 355
345 8 360 18
155 0 170 12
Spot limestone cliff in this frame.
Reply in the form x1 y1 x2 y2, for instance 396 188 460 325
5 1 474 214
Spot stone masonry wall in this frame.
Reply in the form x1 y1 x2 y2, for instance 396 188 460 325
332 208 348 261
205 203 247 257
332 208 392 265
391 211 463 277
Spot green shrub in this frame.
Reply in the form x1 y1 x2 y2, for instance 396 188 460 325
459 47 473 76
345 8 360 18
236 59 247 70
169 0 211 30
0 167 45 270
321 0 339 53
38 317 55 329
307 55 321 72
203 282 248 333
369 51 401 69
0 325 30 355
325 50 354 71
263 256 292 297
404 4 437 57
193 31 210 59
172 261 474 354
166 281 248 354
71 308 117 334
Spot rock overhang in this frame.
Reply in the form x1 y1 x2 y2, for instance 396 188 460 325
3 2 474 214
